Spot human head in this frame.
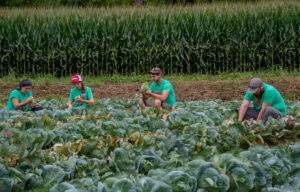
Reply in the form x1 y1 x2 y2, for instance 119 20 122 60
248 78 263 96
19 79 32 94
72 75 84 90
149 67 162 82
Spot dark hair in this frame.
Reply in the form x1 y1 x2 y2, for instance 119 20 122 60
19 79 32 90
75 81 85 92
81 82 86 92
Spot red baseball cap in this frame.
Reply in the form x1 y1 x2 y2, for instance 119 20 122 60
71 75 82 82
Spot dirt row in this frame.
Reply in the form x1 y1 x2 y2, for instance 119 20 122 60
1 78 300 102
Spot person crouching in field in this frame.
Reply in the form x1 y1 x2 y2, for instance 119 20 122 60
238 78 286 125
68 75 94 109
139 67 176 111
7 79 43 111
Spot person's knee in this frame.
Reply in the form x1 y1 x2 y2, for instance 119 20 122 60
154 99 161 108
265 107 283 118
264 107 272 113
262 107 282 124
262 107 272 118
264 107 279 117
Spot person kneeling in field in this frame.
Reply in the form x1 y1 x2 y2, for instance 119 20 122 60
68 75 94 109
139 67 176 111
238 78 286 125
7 79 43 112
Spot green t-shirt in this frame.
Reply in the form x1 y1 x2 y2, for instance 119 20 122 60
69 86 93 108
149 79 176 106
244 82 287 116
7 89 33 111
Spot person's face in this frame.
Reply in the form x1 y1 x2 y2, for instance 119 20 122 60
254 85 263 97
73 82 82 90
150 73 161 82
21 86 32 94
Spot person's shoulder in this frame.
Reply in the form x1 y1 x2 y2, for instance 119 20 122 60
11 89 19 93
10 89 20 95
245 89 252 95
9 89 21 99
150 81 157 86
85 86 93 93
70 87 77 92
264 83 277 92
162 79 170 84
163 79 173 86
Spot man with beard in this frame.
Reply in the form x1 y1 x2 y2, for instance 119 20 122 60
238 78 287 124
139 67 176 111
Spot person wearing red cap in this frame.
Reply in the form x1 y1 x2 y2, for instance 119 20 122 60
68 75 94 108
238 78 286 124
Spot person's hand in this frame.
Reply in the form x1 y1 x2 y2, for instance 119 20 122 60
141 92 148 99
146 90 152 96
26 97 34 104
75 98 84 102
68 103 73 109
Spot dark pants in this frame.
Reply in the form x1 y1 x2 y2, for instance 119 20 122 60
15 106 44 112
241 107 283 125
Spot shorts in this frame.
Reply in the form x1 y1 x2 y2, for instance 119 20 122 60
143 98 172 110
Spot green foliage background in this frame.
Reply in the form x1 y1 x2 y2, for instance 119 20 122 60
0 0 260 7
0 1 299 77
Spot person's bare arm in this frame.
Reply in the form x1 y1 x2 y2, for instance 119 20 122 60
67 100 73 108
140 89 151 99
12 97 33 108
146 90 169 102
238 99 250 122
75 98 95 106
256 103 271 122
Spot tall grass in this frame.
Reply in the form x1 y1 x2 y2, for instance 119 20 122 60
0 0 299 77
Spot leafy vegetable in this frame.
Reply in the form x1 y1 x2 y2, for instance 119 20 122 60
141 83 149 92
0 98 299 191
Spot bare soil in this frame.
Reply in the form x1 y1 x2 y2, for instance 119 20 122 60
1 78 300 102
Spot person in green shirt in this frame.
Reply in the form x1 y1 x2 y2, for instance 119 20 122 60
238 78 287 124
7 79 43 111
68 75 94 109
139 67 176 111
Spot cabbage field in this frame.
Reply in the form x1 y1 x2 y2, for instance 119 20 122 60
1 97 300 192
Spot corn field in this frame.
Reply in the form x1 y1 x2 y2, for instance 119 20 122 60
0 1 299 77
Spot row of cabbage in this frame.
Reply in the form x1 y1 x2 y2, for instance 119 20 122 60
0 98 300 191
